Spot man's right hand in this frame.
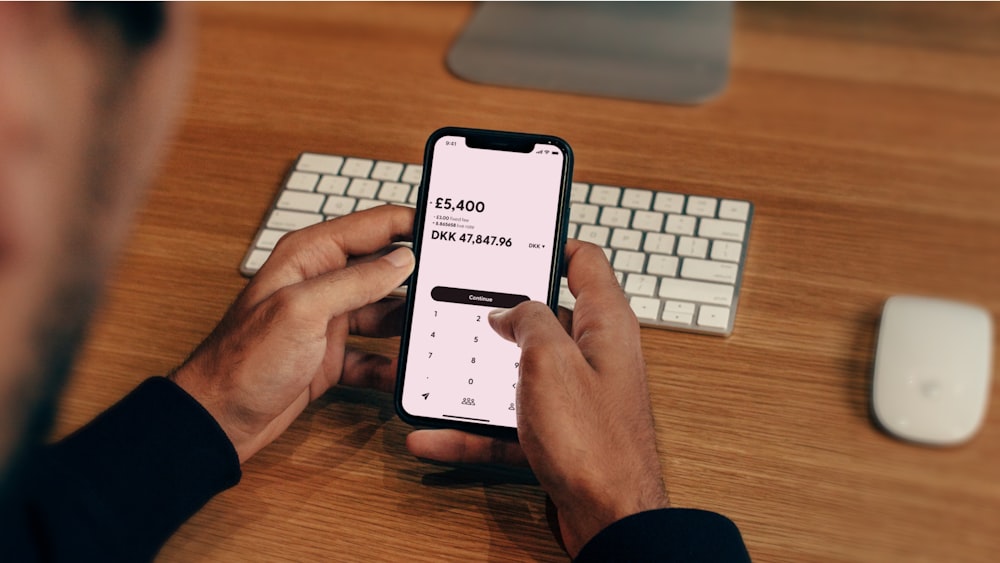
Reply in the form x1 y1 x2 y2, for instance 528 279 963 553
406 240 670 557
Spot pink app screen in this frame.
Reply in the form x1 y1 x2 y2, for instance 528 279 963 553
400 135 566 428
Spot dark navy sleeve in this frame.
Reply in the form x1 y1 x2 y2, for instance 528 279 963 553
4 377 241 562
574 508 751 562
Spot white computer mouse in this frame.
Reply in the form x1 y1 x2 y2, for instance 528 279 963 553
872 295 994 446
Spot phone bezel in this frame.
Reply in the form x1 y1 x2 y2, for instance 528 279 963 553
394 126 574 440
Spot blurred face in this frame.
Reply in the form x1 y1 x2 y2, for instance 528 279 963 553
0 3 193 486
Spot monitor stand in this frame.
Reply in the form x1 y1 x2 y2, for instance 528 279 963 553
447 2 733 105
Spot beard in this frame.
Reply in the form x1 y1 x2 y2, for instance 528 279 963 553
0 250 98 504
0 57 130 504
0 228 103 504
0 4 176 505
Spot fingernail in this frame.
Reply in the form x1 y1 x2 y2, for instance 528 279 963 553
384 247 414 269
488 309 508 321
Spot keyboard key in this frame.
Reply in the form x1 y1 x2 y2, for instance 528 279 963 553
266 209 323 231
719 199 751 221
371 161 404 181
570 203 599 224
566 223 578 239
577 225 610 247
662 301 695 325
632 210 664 232
297 153 343 175
697 305 731 329
570 182 590 202
558 281 576 309
610 228 642 251
378 182 411 203
681 258 739 284
686 196 717 217
659 278 734 306
286 171 319 191
644 233 676 255
341 158 374 178
662 310 694 325
711 240 743 262
317 175 350 195
599 207 631 228
676 236 709 259
322 195 357 216
613 250 645 273
699 217 746 242
646 255 679 277
255 228 287 250
346 178 379 198
664 300 696 315
590 185 621 205
624 274 658 296
245 248 271 272
401 164 423 184
653 192 685 213
621 189 652 210
408 187 419 204
665 214 697 235
355 199 386 211
277 190 325 213
629 296 661 320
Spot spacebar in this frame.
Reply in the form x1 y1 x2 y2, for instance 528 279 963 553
658 278 734 306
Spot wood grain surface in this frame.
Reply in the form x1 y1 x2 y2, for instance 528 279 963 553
54 3 999 562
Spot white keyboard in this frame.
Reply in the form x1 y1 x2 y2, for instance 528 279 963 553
241 152 753 336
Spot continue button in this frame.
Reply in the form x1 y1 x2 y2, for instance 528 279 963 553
430 286 529 309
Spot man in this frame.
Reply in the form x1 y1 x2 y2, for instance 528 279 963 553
0 4 749 561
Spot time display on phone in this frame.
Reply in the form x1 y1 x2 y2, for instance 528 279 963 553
397 131 570 432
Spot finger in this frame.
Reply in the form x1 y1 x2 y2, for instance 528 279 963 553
339 349 397 393
563 239 624 307
284 246 415 327
345 241 413 269
406 429 528 466
488 300 575 352
349 297 407 338
253 205 415 297
561 240 640 365
488 301 585 390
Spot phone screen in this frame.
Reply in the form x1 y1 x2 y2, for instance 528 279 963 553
397 128 572 433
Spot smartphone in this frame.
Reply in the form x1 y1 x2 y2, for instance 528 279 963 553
395 127 573 438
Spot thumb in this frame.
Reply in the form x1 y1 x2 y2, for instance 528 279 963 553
487 302 583 382
293 246 415 324
488 301 564 346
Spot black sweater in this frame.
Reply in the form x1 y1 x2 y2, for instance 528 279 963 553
2 377 749 561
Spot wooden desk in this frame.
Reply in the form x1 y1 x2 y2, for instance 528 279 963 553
56 3 999 561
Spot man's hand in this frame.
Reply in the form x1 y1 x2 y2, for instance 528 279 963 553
170 205 415 464
406 240 669 556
